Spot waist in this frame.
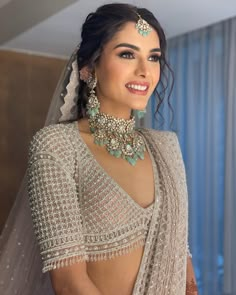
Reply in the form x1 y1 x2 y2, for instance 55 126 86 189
87 245 144 295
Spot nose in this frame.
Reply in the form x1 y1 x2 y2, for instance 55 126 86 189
135 59 150 78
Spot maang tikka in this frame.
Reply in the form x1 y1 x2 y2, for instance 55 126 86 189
135 13 152 36
79 69 146 166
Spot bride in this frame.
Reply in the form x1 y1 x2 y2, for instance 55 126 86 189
0 3 197 295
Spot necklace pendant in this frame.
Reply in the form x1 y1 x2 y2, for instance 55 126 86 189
89 112 146 165
126 156 138 166
109 149 122 158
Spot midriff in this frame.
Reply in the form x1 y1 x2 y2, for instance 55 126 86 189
87 245 144 295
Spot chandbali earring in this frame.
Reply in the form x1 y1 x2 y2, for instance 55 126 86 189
135 109 147 119
86 75 100 118
79 67 100 118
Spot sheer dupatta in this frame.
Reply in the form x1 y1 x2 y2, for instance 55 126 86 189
132 129 188 295
0 49 79 295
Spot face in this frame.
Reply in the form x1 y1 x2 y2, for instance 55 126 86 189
94 21 161 119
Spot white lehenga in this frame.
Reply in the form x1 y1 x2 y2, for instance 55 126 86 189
0 49 188 295
131 128 188 294
0 128 188 295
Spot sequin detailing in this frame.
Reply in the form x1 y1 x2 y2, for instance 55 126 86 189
131 129 188 295
27 122 188 295
27 123 154 273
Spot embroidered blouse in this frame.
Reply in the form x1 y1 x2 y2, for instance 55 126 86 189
28 121 156 273
28 121 189 294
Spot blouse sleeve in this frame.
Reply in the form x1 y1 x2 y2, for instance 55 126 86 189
27 126 87 273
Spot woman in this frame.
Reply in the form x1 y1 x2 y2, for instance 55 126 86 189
3 3 197 295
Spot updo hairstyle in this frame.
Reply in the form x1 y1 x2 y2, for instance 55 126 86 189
77 3 174 120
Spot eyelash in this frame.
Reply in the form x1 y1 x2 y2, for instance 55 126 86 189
118 51 134 59
118 51 161 62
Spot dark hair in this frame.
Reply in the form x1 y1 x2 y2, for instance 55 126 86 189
77 3 174 122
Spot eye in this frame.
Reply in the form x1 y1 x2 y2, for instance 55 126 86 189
118 51 135 59
148 55 162 62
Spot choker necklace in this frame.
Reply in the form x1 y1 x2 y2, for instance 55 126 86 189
88 112 146 166
83 73 146 166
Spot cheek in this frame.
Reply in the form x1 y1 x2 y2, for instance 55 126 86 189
98 62 123 84
151 65 161 88
96 64 123 96
108 62 127 81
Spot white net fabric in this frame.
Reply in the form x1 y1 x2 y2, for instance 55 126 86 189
0 51 78 295
0 177 54 294
27 123 154 272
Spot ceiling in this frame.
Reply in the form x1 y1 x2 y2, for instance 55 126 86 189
1 0 236 58
0 0 11 9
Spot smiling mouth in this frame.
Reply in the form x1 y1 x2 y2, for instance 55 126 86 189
126 83 149 91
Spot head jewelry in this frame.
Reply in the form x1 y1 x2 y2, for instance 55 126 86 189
135 13 152 36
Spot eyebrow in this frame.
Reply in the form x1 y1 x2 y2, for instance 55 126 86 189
113 43 161 53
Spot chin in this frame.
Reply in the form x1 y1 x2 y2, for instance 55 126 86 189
131 103 148 110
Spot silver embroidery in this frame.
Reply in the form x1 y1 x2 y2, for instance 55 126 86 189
27 122 188 295
28 123 153 273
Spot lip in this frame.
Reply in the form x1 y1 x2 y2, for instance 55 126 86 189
125 81 150 95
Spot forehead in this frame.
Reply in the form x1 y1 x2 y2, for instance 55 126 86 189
105 21 160 50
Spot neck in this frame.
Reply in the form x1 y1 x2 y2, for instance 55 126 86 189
99 103 132 120
86 95 145 165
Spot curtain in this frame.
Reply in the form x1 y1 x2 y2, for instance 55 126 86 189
147 16 236 295
224 18 236 295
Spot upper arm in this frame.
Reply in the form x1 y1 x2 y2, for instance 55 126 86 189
27 126 87 275
49 262 88 294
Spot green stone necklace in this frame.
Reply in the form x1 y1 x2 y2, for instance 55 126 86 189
88 112 146 166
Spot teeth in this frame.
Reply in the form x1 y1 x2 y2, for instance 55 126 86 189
127 84 148 91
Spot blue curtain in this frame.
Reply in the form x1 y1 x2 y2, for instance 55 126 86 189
147 16 236 295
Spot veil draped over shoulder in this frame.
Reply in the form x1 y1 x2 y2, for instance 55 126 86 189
0 47 80 295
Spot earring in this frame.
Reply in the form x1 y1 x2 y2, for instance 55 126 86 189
134 109 146 119
86 75 100 118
